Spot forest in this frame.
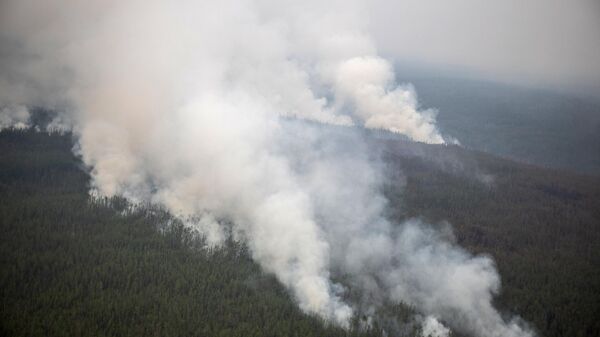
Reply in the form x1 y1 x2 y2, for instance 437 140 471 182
1 129 599 337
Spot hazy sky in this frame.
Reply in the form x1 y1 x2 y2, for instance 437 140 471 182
367 0 600 97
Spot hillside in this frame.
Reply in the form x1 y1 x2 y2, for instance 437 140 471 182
378 137 600 337
1 129 599 337
0 130 387 337
397 76 600 175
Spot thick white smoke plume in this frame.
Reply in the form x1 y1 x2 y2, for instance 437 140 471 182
0 1 533 336
422 316 451 337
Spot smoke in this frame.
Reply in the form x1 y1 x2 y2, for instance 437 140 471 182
0 105 30 130
421 316 451 337
0 1 534 336
334 57 444 144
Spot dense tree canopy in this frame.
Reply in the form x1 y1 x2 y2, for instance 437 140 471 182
1 129 599 337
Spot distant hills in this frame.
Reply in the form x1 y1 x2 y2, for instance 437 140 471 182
399 76 600 175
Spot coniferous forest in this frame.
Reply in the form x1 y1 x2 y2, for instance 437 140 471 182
1 129 599 337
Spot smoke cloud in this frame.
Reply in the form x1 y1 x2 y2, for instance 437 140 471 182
0 1 533 336
0 105 30 130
